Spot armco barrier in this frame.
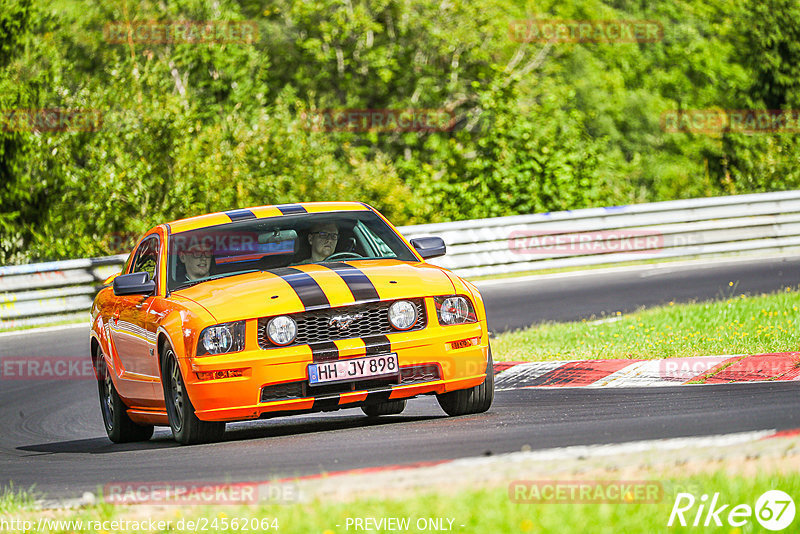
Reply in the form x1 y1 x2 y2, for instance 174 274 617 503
0 255 126 328
398 190 800 277
2 191 800 328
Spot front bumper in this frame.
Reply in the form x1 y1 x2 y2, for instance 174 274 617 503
182 321 488 422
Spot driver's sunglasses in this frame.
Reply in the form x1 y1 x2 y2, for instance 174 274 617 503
187 250 213 259
312 231 339 241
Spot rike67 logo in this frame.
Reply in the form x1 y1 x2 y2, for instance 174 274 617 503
668 490 795 531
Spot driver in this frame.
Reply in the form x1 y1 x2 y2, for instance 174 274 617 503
303 222 339 263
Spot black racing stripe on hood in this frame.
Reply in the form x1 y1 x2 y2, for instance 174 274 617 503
225 209 257 221
322 262 380 302
267 267 330 310
276 204 307 215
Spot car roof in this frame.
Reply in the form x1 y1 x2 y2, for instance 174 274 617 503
166 202 372 234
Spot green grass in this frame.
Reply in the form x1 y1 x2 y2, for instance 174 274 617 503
492 286 800 362
2 472 798 533
0 485 35 515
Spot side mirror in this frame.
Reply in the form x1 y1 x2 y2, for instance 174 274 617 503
410 236 446 259
113 272 156 296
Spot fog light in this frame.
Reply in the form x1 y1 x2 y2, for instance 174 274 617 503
388 300 417 330
267 315 297 346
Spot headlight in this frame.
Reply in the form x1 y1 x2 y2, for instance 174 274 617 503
197 321 246 356
388 300 418 330
267 315 297 346
434 296 477 325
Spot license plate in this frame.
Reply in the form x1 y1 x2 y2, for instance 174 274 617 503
308 353 399 385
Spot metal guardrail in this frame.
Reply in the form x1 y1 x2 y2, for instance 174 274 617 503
0 256 127 328
399 190 800 277
3 191 800 328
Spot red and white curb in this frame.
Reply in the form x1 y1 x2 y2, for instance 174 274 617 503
493 352 800 390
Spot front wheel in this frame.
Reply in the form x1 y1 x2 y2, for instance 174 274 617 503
436 347 494 416
95 351 154 443
162 347 225 445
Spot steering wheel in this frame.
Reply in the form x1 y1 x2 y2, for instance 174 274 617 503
325 251 363 261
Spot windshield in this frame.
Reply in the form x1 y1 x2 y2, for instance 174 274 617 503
167 210 418 291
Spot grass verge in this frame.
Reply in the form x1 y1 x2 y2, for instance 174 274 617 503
492 286 800 362
2 471 798 533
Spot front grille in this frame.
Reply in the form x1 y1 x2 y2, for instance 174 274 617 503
259 364 441 403
258 299 426 349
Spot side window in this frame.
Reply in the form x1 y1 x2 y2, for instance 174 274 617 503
355 221 395 257
130 236 160 285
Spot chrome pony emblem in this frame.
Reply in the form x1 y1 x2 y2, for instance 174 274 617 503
329 313 364 331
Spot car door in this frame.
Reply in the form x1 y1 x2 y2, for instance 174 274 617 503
109 235 163 405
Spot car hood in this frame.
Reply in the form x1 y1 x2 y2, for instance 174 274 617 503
172 260 456 323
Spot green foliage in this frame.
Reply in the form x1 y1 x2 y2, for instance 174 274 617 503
1 0 799 263
737 0 800 109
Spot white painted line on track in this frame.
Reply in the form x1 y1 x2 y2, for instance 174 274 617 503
0 322 87 338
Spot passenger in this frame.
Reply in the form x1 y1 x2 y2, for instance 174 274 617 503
178 242 213 281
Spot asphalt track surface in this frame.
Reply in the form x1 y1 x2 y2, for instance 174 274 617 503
1 256 799 499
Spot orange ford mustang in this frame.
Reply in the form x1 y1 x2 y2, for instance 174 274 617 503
90 202 493 444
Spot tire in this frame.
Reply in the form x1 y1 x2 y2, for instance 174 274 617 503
361 399 407 417
162 346 226 444
95 351 154 443
436 346 495 416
